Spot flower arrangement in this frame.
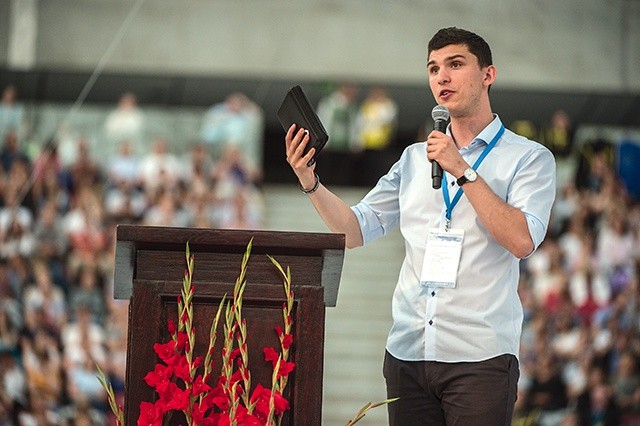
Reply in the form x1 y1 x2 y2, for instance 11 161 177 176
98 240 396 425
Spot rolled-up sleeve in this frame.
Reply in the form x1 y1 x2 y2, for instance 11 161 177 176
510 146 556 255
351 157 403 246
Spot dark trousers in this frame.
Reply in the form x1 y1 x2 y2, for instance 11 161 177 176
383 351 519 426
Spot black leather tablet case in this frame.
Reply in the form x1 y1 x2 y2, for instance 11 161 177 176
277 85 329 166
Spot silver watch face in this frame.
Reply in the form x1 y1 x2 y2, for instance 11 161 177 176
464 168 477 181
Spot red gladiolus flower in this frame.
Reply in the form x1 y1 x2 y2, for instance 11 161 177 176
250 384 271 419
230 348 242 360
137 401 164 426
153 341 177 364
144 363 173 388
168 319 176 335
176 331 189 352
263 347 278 365
277 360 295 379
215 413 231 426
171 354 191 382
192 374 211 397
234 406 262 425
282 333 293 350
157 381 189 412
192 400 217 425
250 384 291 417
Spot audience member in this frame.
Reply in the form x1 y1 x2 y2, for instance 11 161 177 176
351 85 398 186
575 366 621 426
68 137 102 193
21 260 67 336
0 186 35 260
105 139 140 188
0 351 26 421
20 328 63 409
142 188 191 228
62 186 111 278
138 137 183 197
315 82 360 185
540 109 575 159
0 85 26 142
60 304 108 408
103 92 145 147
0 130 30 175
200 92 264 169
104 177 147 224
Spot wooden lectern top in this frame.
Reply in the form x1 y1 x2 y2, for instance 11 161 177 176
114 224 346 306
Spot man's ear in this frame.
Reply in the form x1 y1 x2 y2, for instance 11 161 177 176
484 65 497 86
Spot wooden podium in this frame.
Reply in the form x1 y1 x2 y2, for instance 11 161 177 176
114 224 345 424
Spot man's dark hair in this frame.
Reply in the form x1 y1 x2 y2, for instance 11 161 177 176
428 27 493 68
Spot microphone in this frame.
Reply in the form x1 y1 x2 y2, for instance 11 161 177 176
431 105 450 189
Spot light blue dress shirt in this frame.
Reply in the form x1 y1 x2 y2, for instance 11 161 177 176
352 115 556 362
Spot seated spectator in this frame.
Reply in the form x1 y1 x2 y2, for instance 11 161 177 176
574 366 620 426
522 351 570 424
22 260 67 336
0 85 26 142
510 119 538 140
106 139 140 188
16 384 62 426
68 264 106 324
0 351 26 420
138 137 183 197
68 137 102 192
33 200 68 287
104 92 145 146
60 305 107 409
351 85 398 186
0 293 21 354
0 186 34 261
212 144 261 198
540 109 575 159
63 186 110 274
20 328 63 409
611 351 640 421
104 178 147 224
200 92 264 169
596 208 636 295
142 189 190 228
0 132 31 173
315 82 360 185
214 187 263 230
183 141 215 198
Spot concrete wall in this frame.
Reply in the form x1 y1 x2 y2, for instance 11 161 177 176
24 0 640 92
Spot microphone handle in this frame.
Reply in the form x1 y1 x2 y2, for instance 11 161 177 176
431 119 447 189
432 162 442 189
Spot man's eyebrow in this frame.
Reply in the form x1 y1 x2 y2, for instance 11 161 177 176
427 54 466 67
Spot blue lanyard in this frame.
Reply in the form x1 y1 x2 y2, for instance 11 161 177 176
442 124 505 224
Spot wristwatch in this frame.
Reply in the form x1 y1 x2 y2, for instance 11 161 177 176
456 167 478 186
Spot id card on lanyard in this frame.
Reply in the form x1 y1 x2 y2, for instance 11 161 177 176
420 124 505 288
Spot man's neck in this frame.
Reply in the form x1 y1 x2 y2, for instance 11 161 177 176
450 111 494 148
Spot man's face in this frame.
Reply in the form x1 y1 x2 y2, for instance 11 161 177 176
427 44 493 118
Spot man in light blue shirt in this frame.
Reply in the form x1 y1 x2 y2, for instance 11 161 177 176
284 27 555 425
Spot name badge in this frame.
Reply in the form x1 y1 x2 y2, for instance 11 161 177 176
420 228 464 288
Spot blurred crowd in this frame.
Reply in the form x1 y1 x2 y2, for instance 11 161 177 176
0 85 265 425
1 80 640 426
514 116 640 425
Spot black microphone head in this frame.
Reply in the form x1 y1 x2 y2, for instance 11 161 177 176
431 105 450 122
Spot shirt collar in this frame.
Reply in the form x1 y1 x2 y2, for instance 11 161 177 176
450 114 503 151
